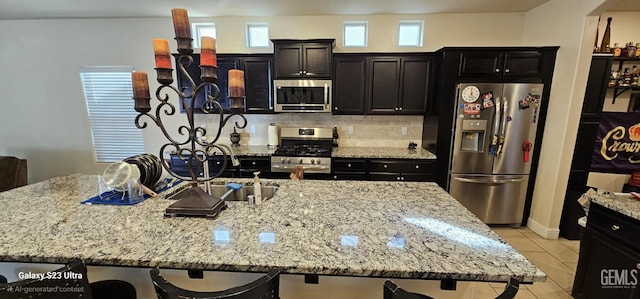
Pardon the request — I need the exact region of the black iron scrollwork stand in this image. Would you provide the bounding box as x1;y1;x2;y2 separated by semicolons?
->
134;38;246;217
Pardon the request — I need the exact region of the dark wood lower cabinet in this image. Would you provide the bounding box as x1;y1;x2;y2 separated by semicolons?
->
572;203;640;299
169;155;269;178
332;158;435;182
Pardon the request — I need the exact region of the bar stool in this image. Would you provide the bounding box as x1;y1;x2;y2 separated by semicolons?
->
0;259;137;299
0;156;28;192
150;268;280;299
383;278;520;299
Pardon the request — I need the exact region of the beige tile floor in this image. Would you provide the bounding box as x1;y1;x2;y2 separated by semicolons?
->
481;227;580;299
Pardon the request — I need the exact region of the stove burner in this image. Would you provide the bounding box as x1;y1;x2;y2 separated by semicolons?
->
274;145;331;157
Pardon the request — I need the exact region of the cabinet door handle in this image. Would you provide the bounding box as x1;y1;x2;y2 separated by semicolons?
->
504;68;510;73
347;163;352;168
384;164;388;168
399;107;403;111
252;161;256;165
299;70;303;74
495;68;500;73
636;263;640;270
415;165;419;169
333;175;337;179
334;107;338;110
303;70;307;75
612;224;620;231
397;177;401;180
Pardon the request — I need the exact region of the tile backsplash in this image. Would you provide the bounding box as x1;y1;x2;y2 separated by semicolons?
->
195;114;425;148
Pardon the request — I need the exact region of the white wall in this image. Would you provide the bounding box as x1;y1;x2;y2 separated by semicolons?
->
0;13;525;184
520;0;612;239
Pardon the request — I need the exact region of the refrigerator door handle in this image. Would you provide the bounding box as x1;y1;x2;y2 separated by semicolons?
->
454;177;526;184
488;97;502;156
496;96;508;155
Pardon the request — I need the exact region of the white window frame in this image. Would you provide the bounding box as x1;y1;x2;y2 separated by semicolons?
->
80;66;145;163
246;22;270;48
192;22;216;48
397;20;424;47
343;21;368;47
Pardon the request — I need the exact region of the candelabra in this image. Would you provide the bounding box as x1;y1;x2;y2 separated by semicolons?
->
131;8;246;217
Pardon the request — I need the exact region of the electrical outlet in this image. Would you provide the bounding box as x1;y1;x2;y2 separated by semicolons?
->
401;127;408;135
250;125;256;133
348;126;354;135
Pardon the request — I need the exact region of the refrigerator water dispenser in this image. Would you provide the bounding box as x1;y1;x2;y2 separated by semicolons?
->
460;120;487;152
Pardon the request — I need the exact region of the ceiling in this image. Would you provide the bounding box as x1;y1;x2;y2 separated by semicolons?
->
0;0;636;20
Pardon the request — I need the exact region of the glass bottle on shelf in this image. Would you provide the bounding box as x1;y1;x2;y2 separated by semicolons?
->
612;43;622;57
628;42;637;58
633;65;639;87
623;68;632;87
609;70;618;87
635;43;640;57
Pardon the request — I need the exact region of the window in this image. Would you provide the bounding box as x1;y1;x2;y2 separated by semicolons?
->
343;21;368;47
192;23;216;48
80;66;145;163
246;23;270;48
398;20;424;47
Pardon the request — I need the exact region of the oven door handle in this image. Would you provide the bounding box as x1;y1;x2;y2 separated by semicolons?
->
272;165;330;171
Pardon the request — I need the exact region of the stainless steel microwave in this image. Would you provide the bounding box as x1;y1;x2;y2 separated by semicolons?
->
273;79;332;112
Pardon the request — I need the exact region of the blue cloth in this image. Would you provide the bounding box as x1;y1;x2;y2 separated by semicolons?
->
81;178;180;206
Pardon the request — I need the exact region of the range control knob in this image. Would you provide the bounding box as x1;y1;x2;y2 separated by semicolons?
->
280;158;285;163
299;158;304;164
311;159;316;164
317;159;322;164
286;158;291;164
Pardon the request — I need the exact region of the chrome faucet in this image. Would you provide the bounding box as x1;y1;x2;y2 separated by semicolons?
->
216;144;240;167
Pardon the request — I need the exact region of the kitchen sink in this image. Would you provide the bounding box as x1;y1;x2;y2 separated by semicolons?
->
167;183;278;202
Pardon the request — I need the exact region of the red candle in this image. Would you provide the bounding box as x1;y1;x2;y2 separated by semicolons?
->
152;39;172;69
171;8;191;38
132;71;150;99
228;70;245;97
200;37;217;67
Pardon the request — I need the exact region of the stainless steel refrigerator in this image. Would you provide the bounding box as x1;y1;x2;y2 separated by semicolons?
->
448;83;543;225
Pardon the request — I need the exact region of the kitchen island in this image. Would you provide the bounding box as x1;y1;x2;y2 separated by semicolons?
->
0;174;543;298
572;191;640;298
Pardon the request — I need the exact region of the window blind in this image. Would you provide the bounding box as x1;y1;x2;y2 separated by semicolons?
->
80;66;145;163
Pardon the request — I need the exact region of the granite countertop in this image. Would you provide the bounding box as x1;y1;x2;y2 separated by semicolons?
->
0;175;543;283
228;145;276;156
582;191;640;221
216;145;436;160
332;147;436;159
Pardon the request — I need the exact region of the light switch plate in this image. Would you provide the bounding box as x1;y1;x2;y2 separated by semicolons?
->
401;127;408;135
348;126;353;135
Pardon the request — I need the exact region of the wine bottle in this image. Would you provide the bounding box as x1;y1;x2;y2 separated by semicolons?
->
332;126;339;147
600;17;612;52
594;16;600;52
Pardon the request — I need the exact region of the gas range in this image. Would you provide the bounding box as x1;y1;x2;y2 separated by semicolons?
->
270;127;333;174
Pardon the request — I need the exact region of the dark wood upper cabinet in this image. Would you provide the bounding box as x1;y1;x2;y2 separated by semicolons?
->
174;54;273;114
366;55;431;115
399;57;430;114
272;39;335;79
333;55;367;114
239;56;274;113
459;50;544;78
368;57;401;113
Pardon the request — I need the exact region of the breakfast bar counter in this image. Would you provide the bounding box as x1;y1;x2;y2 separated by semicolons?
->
0;174;543;284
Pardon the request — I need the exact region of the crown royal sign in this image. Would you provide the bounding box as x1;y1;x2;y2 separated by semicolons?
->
591;112;640;173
